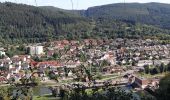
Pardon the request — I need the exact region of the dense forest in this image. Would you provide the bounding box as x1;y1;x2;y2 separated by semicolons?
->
0;2;91;44
82;2;170;29
0;2;170;44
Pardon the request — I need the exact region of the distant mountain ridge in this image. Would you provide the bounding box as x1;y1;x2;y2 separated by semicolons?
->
0;2;170;44
43;2;170;29
79;2;170;29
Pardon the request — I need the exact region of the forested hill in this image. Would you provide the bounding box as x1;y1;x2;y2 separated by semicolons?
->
0;2;91;43
0;2;170;44
82;2;170;29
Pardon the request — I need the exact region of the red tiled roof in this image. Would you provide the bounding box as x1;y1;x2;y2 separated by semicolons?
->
36;61;61;67
47;50;55;56
62;39;69;44
0;76;6;82
31;61;38;66
70;40;78;45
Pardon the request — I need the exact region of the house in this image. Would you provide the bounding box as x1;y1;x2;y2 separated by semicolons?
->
11;57;22;65
12;73;24;81
0;76;7;84
99;52;116;65
84;39;90;45
0;59;12;66
68;70;73;77
61;40;70;45
137;60;153;67
11;55;31;65
134;76;149;89
65;61;80;68
70;46;77;52
47;50;55;57
111;67;123;73
70;40;79;46
21;63;30;70
35;61;60;69
29;46;44;55
0;51;5;56
149;79;160;89
96;39;104;45
121;59;127;64
9;67;19;74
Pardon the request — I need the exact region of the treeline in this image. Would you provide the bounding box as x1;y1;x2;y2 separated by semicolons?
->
144;63;170;75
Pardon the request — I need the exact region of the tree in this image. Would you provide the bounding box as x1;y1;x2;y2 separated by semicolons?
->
30;76;40;85
100;60;110;67
20;77;29;85
0;86;10;100
167;63;170;71
164;65;168;72
17;44;25;51
33;56;42;62
49;72;56;79
64;45;70;53
159;63;165;73
12;87;33;100
79;52;88;62
0;86;15;100
150;68;159;75
53;52;61;60
0;54;5;59
8;77;15;84
144;65;150;74
64;66;69;77
156;73;170;100
64;87;135;100
6;51;14;58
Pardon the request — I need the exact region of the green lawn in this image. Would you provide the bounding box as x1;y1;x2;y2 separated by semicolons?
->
94;73;118;80
60;79;74;83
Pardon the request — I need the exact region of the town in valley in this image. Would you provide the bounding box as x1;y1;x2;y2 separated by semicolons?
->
1;1;170;100
0;38;169;99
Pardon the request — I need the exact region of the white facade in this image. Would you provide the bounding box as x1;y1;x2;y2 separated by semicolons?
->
137;60;153;67
30;46;36;55
30;46;43;55
36;46;43;55
0;51;5;56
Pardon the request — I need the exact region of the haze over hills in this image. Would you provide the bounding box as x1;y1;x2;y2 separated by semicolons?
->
0;2;170;44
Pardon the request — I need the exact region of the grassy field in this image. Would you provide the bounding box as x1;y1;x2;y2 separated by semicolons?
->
33;94;60;100
136;72;167;78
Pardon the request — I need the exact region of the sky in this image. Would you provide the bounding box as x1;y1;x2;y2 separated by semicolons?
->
0;0;170;10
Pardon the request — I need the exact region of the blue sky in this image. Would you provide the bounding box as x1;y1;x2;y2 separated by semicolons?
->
0;0;170;9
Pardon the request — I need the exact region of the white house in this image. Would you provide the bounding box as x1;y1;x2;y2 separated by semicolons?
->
137;60;153;67
29;46;44;55
0;51;5;56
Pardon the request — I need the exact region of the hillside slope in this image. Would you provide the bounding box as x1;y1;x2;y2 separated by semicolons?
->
0;2;91;43
0;2;170;44
82;2;170;29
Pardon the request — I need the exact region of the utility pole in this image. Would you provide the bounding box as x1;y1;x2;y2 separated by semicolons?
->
76;0;79;10
124;0;126;13
34;0;37;6
70;0;74;10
